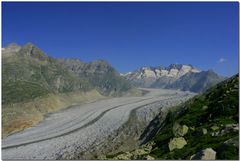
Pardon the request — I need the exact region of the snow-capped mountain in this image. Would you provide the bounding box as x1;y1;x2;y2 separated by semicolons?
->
123;64;225;92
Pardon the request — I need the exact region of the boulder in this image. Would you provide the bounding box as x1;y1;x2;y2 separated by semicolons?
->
202;105;208;110
224;124;239;132
190;148;216;160
144;155;155;160
211;131;219;137
211;125;219;131
202;128;207;135
168;137;187;151
173;123;189;137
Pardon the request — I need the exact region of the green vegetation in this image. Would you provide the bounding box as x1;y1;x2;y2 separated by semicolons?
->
149;74;239;159
216;143;239;160
2;45;94;104
2;80;49;104
2;43;134;137
84;72;132;96
2;43;134;104
106;151;125;159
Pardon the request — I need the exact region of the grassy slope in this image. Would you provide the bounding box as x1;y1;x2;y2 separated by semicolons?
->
2;44;135;137
2;54;93;104
2;90;104;137
58;59;134;96
2;46;100;137
150;74;239;159
83;72;132;96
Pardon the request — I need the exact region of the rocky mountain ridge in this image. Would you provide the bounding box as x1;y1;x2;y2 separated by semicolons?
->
123;64;224;92
2;42;136;137
123;64;200;79
57;58;132;96
2;43;134;101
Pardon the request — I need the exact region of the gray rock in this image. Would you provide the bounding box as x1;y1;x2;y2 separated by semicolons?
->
144;155;155;160
168;137;187;151
202;128;207;135
211;125;219;131
224;124;239;132
211;131;220;137
190;148;216;160
173;123;189;137
219;124;239;136
202;106;208;110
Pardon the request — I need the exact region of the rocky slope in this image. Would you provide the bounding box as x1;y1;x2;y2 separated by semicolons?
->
110;74;239;160
2;43;92;104
2;42;136;137
2;43;135;104
57;58;133;96
123;64;225;92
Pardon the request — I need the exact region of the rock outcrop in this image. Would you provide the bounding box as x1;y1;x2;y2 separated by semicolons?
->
173;123;189;137
168;137;187;151
202;128;207;135
190;148;216;160
144;155;155;160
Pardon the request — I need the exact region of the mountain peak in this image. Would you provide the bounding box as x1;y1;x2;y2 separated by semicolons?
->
167;64;194;70
123;63;222;92
19;43;49;61
6;43;21;48
2;43;21;53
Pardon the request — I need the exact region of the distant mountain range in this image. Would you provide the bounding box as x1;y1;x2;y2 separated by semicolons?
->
122;64;225;92
2;42;226;106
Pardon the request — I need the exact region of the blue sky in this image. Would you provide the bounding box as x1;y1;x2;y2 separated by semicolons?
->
2;2;239;76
